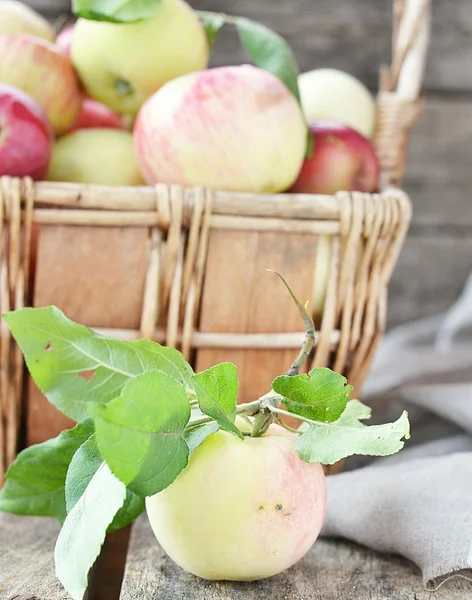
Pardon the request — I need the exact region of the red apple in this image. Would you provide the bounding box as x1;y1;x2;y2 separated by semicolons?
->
56;24;75;57
290;120;380;194
0;34;83;135
0;84;53;180
70;98;125;132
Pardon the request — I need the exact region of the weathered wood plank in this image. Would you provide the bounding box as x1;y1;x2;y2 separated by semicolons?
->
388;235;472;327
191;0;472;94
0;513;70;599
26;0;472;93
27;225;149;446
120;514;468;600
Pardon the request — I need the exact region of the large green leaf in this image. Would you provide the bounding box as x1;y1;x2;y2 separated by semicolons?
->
55;463;126;600
72;0;162;22
235;17;301;101
195;363;243;439
89;371;191;496
4;306;195;422
295;401;410;465
273;367;353;423
0;420;94;521
65;435;144;532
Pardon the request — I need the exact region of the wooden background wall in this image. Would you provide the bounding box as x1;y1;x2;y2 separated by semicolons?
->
27;0;472;328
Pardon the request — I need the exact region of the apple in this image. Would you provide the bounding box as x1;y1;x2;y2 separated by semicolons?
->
71;0;209;115
56;24;75;57
298;69;376;139
290;121;380;195
0;35;83;135
0;84;53;180
134;64;307;193
0;0;55;41
146;424;326;581
46;129;145;186
70;98;125;132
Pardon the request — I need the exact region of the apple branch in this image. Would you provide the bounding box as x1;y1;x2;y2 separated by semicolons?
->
267;270;316;377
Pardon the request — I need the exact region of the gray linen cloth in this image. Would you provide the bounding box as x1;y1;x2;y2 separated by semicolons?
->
320;273;472;584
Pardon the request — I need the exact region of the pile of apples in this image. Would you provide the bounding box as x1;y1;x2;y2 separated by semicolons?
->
0;0;380;196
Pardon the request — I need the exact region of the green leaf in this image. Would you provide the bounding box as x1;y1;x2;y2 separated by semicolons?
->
273;367;353;423
0;420;94;521
4;306;195;422
55;463;126;600
89;371;191;496
184;422;219;454
65;435;144;532
235;17;301;102
295;402;410;465
195;363;243;440
72;0;162;22
198;11;225;51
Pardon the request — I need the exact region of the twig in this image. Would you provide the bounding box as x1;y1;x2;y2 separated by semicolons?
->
267;270;316;377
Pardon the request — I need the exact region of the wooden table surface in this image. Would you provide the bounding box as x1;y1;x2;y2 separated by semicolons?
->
2;512;468;600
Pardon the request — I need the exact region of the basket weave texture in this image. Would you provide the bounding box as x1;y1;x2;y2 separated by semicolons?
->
0;0;428;482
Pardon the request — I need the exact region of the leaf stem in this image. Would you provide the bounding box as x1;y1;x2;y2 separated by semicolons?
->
275;414;301;434
189;400;199;408
267;405;314;428
198;10;239;25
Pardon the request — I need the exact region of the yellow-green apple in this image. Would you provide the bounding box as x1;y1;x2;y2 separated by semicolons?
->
70;98;125;132
0;35;83;135
56;24;75;57
134;65;307;193
0;84;53;179
46;129;145;186
290;121;380;195
299;69;376;139
146;424;326;580
71;0;209;115
0;0;55;41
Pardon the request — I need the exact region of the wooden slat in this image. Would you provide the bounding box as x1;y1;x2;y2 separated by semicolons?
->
0;513;70;599
195;230;317;403
119;514;468;600
192;0;470;93
27;225;149;446
29;0;472;93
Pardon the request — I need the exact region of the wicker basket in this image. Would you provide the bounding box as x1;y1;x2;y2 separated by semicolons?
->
0;0;430;482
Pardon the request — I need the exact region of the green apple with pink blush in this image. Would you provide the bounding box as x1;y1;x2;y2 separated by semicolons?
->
134;64;307;193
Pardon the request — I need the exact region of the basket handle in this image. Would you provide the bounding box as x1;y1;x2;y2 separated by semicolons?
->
374;0;432;188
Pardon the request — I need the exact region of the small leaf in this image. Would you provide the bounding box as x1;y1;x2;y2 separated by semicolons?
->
184;422;219;454
0;420;94;522
65;435;144;532
55;463;126;600
273;367;353;423
89;371;191;496
4;306;195;422
195;363;243;440
198;11;225;50
72;0;162;22
235;17;301;101
295;404;410;465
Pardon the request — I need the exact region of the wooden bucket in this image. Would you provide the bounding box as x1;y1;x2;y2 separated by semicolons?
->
0;0;429;481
